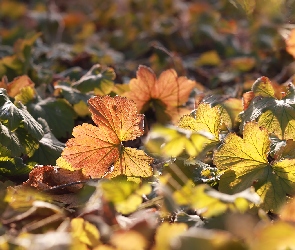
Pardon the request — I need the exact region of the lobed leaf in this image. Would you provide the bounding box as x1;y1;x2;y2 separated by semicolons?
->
125;65;197;123
214;122;295;212
241;77;295;140
58;95;153;178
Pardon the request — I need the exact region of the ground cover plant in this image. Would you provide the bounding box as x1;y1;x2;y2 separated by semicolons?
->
2;0;295;249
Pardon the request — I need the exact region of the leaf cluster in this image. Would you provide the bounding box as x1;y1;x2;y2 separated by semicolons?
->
2;1;295;249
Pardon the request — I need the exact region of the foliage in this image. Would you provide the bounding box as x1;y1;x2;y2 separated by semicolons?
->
1;0;295;249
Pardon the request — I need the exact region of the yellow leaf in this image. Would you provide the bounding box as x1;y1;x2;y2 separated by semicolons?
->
154;222;187;250
196;50;221;66
214;122;295;212
71;218;100;248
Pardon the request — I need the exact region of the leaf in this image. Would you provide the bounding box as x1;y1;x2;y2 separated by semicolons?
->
0;156;32;176
71;218;100;248
72;64;115;95
240;77;295;140
214;122;295;212
0;89;43;140
101;179;151;214
57;95;153;178
145;125;213;158
26;97;76;139
125;65;197;123
170;227;246;250
23;165;88;192
173;181;260;217
0;89;43;158
178;103;223;140
196;50;221;66
154;222;188;250
30;119;65;165
4;75;35;98
250;221;295;250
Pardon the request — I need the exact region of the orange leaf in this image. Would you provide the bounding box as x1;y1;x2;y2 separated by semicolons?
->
5;75;35;98
125;65;197;122
57;96;153;178
88;95;144;141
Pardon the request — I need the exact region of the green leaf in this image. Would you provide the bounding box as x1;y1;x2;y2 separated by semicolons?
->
173;181;260;217
0;156;32;176
241;77;295;140
214;122;295;212
101;179;152;214
0;89;43;140
145;125;213;158
0;89;42;157
54;80;91;105
26;97;76;139
30;119;64;165
72;64;115;95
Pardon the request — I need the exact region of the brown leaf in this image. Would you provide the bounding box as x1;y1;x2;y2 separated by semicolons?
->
23;165;89;193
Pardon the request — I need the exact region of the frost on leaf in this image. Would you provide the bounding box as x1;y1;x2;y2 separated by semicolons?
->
214;122;295;212
125;65;197;123
241;76;295;140
57;95;153;178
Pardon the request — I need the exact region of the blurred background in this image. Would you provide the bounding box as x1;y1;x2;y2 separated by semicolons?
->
1;0;295;91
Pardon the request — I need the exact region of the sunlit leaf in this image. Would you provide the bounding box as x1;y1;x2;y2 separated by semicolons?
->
145;125;213;158
110;230;148;250
4;75;35;98
72;64;115;95
0;89;43;140
174;181;260;217
57;95;153;178
170;227;246;250
154;222;187;250
250;221;295;250
101;179;151;214
214;122;295;212
125;65;197;123
71;218;100;248
178;103;222;140
240;77;295;140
